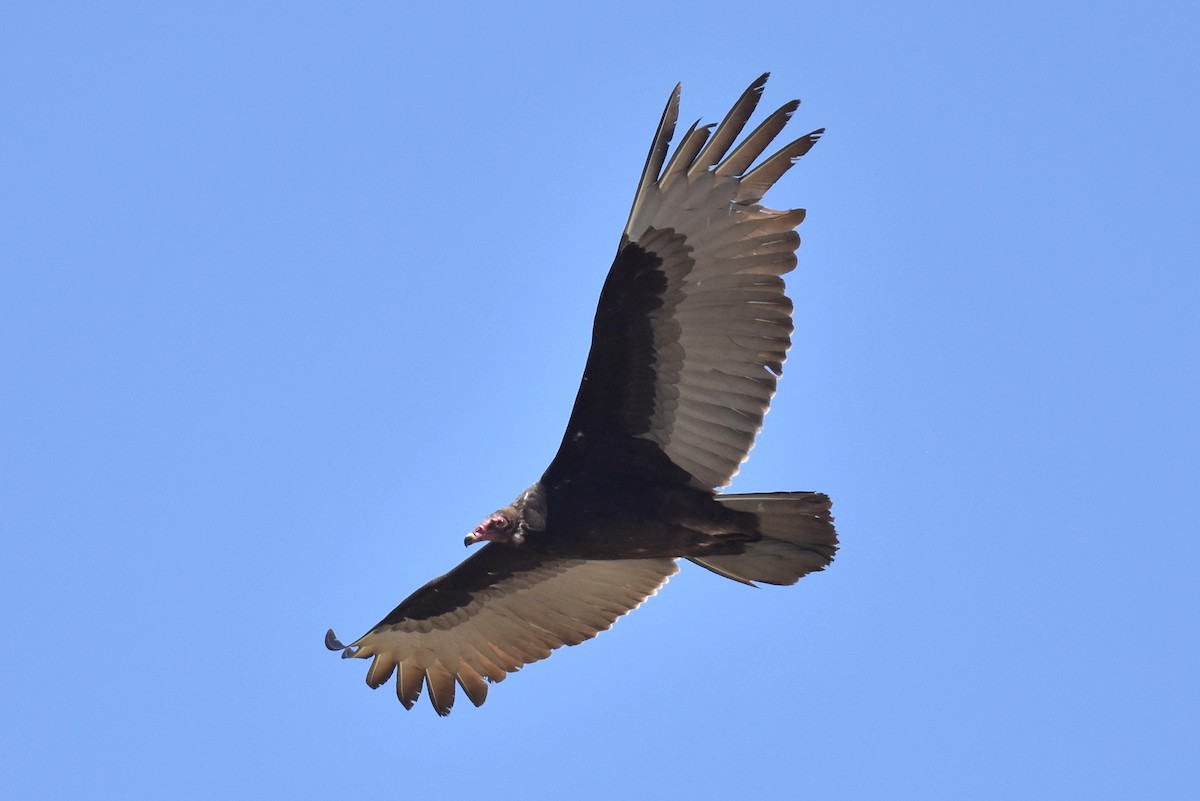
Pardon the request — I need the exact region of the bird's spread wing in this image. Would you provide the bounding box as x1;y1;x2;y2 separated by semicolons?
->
328;545;677;715
548;74;823;490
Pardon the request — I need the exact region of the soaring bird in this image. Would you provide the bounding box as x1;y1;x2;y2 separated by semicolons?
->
327;74;835;715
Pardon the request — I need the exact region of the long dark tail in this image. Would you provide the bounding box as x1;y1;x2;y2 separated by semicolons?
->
690;492;837;586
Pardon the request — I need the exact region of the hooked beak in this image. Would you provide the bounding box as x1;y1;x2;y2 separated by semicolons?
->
464;531;482;547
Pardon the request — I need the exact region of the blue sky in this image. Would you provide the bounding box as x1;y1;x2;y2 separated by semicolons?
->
3;2;1197;799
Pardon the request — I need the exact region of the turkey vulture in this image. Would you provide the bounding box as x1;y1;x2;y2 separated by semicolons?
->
326;73;836;715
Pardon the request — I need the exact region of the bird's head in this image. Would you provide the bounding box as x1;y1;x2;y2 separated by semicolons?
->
464;483;547;547
464;511;523;547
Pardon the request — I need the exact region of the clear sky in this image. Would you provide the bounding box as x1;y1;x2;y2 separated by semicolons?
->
3;2;1197;799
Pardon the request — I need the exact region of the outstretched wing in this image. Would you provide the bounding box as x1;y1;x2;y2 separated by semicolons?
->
547;74;823;490
328;545;677;715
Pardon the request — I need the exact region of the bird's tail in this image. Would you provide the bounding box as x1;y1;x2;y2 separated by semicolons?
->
690;492;837;586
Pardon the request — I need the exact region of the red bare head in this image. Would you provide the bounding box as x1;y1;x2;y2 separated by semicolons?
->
464;510;524;547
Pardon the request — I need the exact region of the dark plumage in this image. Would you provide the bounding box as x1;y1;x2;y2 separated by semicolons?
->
327;74;835;715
